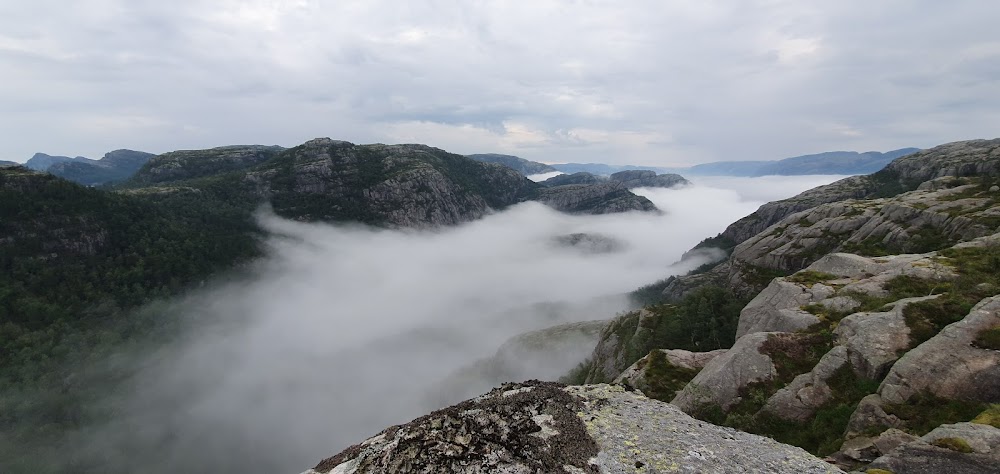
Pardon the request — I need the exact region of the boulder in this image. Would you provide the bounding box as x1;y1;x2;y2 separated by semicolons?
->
672;332;777;412
834;296;937;379
879;296;1000;405
922;422;1000;454
761;345;849;421
736;280;832;338
613;349;726;399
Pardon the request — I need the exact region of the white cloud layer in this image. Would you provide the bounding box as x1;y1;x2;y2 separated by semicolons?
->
1;1;998;164
70;175;844;473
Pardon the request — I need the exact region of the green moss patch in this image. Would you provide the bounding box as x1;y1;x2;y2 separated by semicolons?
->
932;437;974;453
972;404;1000;428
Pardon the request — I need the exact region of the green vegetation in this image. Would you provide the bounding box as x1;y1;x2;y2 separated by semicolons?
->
638;350;700;401
883;392;987;435
842;236;891;257
695;362;880;457
902;297;973;347
560;358;593;385
741;264;791;290
973;326;1000;350
0;168;264;470
931;437;974;453
786;271;837;285
693;234;737;253
971;404;1000;428
569;285;748;384
867;168;923;198
867;469;896;474
629;277;674;307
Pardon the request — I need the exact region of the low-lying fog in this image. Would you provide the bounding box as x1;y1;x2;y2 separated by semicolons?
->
76;175;847;473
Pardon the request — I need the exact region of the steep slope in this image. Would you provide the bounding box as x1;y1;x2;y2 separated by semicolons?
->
466;153;557;175
565;137;1000;472
0;166;262;469
657;138;1000;301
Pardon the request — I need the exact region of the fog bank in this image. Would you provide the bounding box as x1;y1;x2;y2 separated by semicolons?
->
77;175;846;473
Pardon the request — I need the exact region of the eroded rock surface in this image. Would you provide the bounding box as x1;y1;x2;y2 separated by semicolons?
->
305;382;843;474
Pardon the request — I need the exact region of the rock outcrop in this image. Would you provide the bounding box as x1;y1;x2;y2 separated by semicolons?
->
671;332;778;412
539;170;690;190
305;382;843;474
540;172;606;187
613;348;726;400
466;153;557;175
609;169;690;189
535;182;658;215
863;422;1000;474
878;295;1000;405
128;145;283;185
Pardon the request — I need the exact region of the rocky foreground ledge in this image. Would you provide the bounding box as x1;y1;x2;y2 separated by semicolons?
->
304;381;841;474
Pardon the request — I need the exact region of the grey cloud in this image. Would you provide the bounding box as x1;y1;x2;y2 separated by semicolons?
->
1;1;998;163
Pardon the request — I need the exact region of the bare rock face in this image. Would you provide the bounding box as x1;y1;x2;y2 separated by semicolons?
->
671;332;778;412
834;296;936;380
736;279;832;338
879;296;1000;405
304;382;843;474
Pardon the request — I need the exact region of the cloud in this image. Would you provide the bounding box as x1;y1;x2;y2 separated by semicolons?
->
66;175;844;473
1;1;997;164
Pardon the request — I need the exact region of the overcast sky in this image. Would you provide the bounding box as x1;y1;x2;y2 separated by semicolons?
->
2;1;998;165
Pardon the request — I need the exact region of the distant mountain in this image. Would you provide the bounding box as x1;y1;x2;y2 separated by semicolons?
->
682;148;921;177
550;163;673;175
128;145;285;185
749;148;920;176
685;161;773;176
26;149;156;185
24;153;90;171
0;160;17;167
540;170;689;189
466;153;557;175
550;148;921;178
